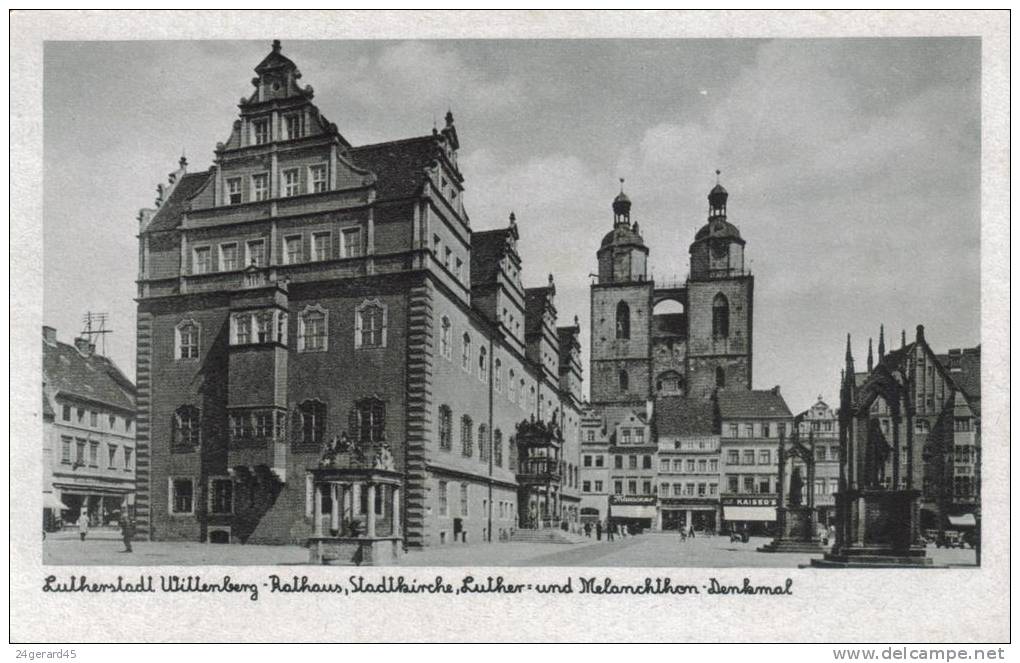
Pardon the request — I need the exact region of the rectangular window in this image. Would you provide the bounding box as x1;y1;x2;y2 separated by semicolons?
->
88;441;99;467
743;450;755;465
697;483;706;496
614;455;623;469
628;455;637;470
438;481;448;516
659;458;670;471
455;258;463;281
283;169;300;197
759;450;771;466
686;459;695;472
829;479;838;494
234;314;252;345
728;424;738;438
284;235;302;265
313;232;331;261
728;476;739;493
594;480;603;492
586;430;595;442
584;455;592;468
627;480;637;495
227;177;242;205
622;429;632;445
777;423;786;438
74;438;84;462
744;423;754;438
252;119;269;145
342;228;362;258
219;243;239;271
673;483;682;496
77;408;85;422
210;478;234;514
697;459;707;472
125;419;133;433
90;411;98;427
709;459;719;472
673;459;683;472
642;480;652;495
107;444;117;469
60;436;72;464
170;478;194;514
252;173;269;202
62;404;71;421
684;483;694;496
595;455;604;468
193;247;211;274
309;165;327;193
642;455;652;469
284;113;304;140
246;239;266;267
460;483;469;517
743;477;755;493
124;447;133;470
815;446;827;461
762;423;770;438
709;483;718;495
583;481;591;493
635;429;645;445
614;481;623;495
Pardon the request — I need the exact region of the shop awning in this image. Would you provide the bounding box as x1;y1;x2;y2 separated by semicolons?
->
611;505;657;519
723;506;776;522
43;493;71;511
948;514;976;527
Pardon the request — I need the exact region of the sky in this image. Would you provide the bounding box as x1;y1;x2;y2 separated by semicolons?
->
43;38;980;412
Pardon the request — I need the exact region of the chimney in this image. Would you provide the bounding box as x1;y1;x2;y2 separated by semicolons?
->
74;337;95;357
645;399;654;422
42;326;57;345
916;324;925;344
771;385;781;395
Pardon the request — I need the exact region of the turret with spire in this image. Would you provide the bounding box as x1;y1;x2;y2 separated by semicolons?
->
597;178;647;284
867;338;874;372
878;324;886;360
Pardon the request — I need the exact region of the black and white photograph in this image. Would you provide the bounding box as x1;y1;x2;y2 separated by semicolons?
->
11;10;1009;647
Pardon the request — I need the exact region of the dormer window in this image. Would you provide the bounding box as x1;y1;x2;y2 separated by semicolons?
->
309;165;327;193
252;119;270;145
227;177;242;205
284;113;304;140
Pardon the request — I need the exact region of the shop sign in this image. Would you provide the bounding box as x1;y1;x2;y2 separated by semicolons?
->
721;496;777;507
659;498;717;507
609;495;656;506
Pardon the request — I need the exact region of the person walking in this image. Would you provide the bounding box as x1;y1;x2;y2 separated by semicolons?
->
119;513;135;553
595;521;602;541
688;525;696;539
76;510;89;542
607;521;615;542
584;522;592;538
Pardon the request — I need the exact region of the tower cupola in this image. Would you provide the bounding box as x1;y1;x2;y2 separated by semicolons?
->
597;180;648;284
689;171;746;279
708;170;728;218
613;179;632;226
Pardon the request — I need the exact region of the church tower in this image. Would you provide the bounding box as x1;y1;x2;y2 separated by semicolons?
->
685;174;754;397
590;182;654;414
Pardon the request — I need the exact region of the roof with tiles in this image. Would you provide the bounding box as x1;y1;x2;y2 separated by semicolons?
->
717;388;792;420
656;396;718;436
42;339;136;412
524;287;554;336
348;135;439;202
144;171;213;233
470;228;512;286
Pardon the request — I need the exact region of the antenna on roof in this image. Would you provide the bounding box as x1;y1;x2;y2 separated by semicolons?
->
80;311;113;357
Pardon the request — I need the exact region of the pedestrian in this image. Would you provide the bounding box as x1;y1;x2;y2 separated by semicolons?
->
595;521;602;541
584;522;592;538
688;525;696;539
607;521;615;542
76;510;89;542
119;513;135;553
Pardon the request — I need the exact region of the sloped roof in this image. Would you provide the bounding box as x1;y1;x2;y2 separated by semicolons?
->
349;136;438;202
524;287;553;336
656;396;717;436
43;340;136;412
145;171;213;233
42;390;55;419
936;347;981;401
717;389;792;419
471;228;512;286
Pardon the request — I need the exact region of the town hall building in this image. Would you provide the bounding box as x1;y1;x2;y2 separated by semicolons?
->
134;41;584;548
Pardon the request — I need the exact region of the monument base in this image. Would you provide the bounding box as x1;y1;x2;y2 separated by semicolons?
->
758;505;825;554
809;545;937;568
758;539;826;554
308;536;404;566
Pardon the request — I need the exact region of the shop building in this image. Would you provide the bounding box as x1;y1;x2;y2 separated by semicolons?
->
42;326;137;528
579;408;611;526
796;395;840;527
655;396;720;531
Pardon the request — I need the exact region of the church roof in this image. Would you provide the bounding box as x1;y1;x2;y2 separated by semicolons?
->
470;228;513;286
656;396;718;436
43;338;136;412
145;171;213;233
349;135;440;202
694;217;743;242
600;224;646;249
717;389;792;420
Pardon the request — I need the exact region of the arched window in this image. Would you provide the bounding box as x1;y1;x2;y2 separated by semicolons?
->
478;346;488;382
461;415;473;457
712;293;730;339
350;397;385;443
616;301;630;340
508;436;518;471
172;405;200;449
478;424;489;463
175;319;200;359
440;316;451;359
715;366;726;388
355;299;387;348
298;399;326;445
494;429;503;467
519;380;526;406
508;369;516;401
494;358;502;392
461;333;471;371
619;370;629;392
298;305;328;352
438;405;452;451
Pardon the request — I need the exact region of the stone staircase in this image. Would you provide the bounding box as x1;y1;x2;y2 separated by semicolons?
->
510;528;589;545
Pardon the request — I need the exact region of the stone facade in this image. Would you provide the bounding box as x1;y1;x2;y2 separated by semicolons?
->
135;42;583;547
